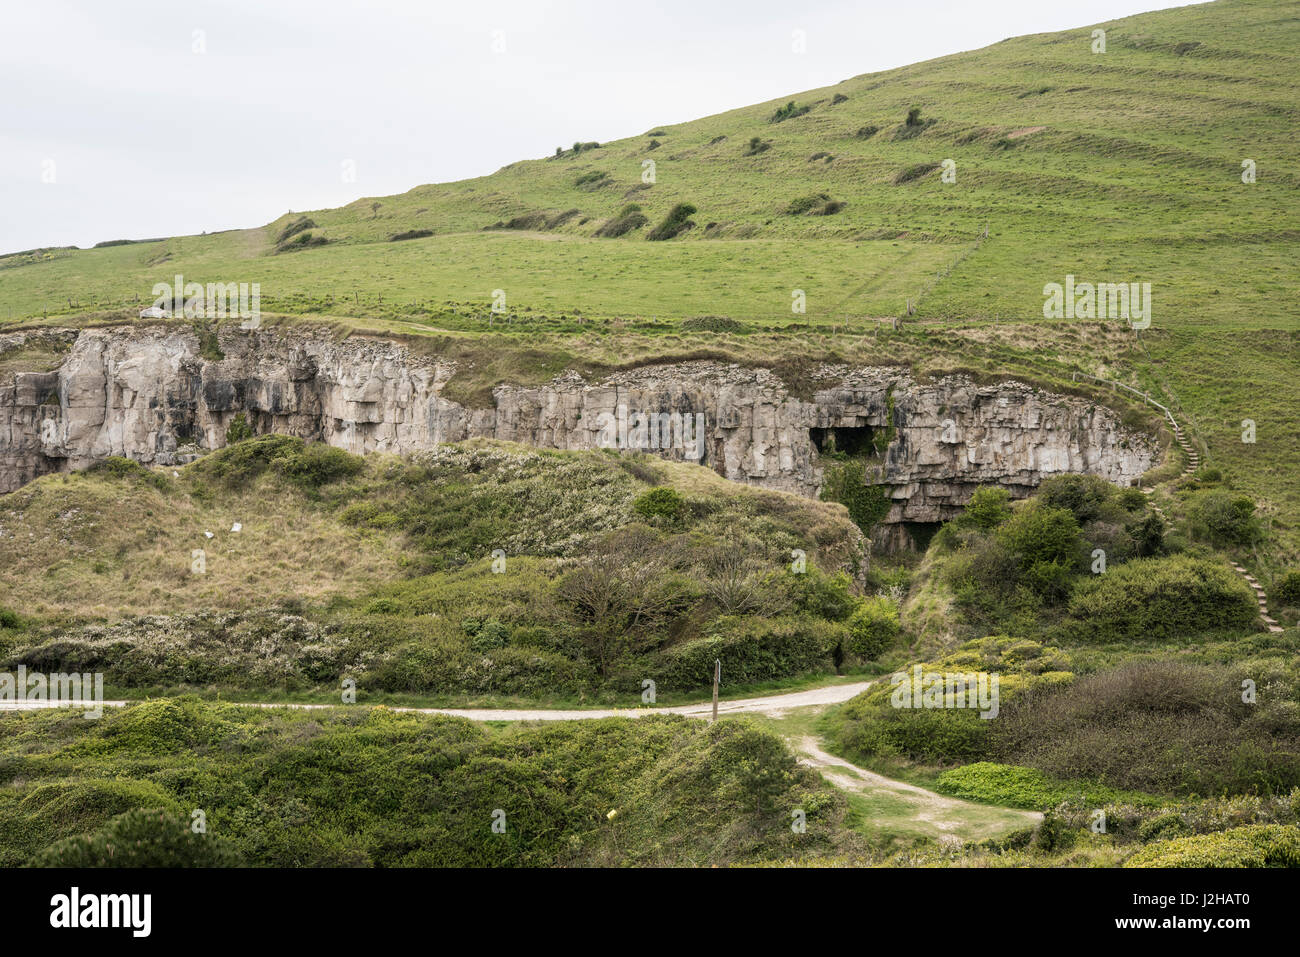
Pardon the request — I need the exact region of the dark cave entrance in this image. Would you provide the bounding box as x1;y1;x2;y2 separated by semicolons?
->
903;522;943;552
810;425;878;458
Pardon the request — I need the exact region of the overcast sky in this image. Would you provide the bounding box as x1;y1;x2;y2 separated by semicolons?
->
0;0;1203;254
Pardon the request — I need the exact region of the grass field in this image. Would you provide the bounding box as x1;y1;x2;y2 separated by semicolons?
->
3;0;1296;329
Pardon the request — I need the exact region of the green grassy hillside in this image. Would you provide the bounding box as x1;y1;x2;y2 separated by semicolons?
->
2;0;1295;329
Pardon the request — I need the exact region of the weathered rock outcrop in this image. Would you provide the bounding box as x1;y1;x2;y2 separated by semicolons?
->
0;326;1157;541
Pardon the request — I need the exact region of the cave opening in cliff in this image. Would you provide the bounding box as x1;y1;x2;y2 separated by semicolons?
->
904;522;943;551
810;425;878;458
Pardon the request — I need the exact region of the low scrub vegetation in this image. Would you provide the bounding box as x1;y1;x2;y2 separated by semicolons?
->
769;100;811;123
595;203;649;238
646;203;698;241
2;442;868;700
0;701;855;867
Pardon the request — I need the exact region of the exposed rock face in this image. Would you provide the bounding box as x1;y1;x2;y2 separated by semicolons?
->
0;326;1157;541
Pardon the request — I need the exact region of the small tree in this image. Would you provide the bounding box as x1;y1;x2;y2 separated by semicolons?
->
225;412;254;445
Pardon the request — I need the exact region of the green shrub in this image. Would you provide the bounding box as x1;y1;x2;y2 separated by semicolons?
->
991;659;1300;797
846;597;899;660
274;216;316;245
1066;554;1258;641
463;617;510;652
196;434;362;490
791;569;858;622
835;698;992;764
1275;570;1300;606
820;462;890;533
1036;474;1115;524
595;204;650;238
646;203;698;241
632;486;687;527
389;229;434;242
224;412;254;444
784;193;846;216
770;100;810;123
935;761;1149;810
893;108;935;140
275;230;329;253
275;441;364;488
84;456;169;491
744;137;771;156
996;501;1085;598
1186;489;1264;546
959;486;1012;530
680;315;746;333
649;616;843;691
1124;824;1300;868
35;808;242;867
0;606;25;630
893;162;941;184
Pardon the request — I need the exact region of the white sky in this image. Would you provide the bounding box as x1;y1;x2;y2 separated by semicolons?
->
0;0;1205;253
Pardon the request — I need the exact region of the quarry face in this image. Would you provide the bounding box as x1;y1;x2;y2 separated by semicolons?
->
0;326;1157;543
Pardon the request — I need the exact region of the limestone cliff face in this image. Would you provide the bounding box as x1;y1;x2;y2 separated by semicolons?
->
0;326;1157;538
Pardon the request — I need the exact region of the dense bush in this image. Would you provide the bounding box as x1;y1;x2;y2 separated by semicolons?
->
893;162;942;184
646;203;698;241
195;434;362;490
35;809;242;867
770;100;810;122
993;659;1300;796
1124;824;1300;868
958;486;1012;530
1275;570;1300;606
1036;474;1115;524
632;486;687;527
823;636;1070;767
595;203;649;238
820;462;891;534
648;616;844;691
934;762;1154;810
846;597;899;660
1186;488;1263;546
224;412;254;444
784;193;846;216
274;216;316;244
1065;554;1258;641
1;704;854;868
84;456;169;490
